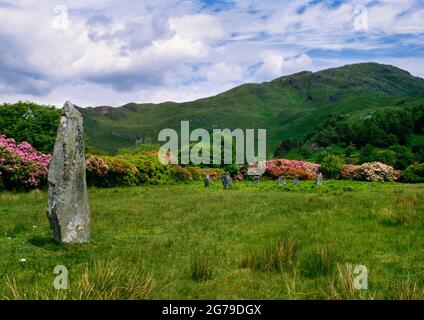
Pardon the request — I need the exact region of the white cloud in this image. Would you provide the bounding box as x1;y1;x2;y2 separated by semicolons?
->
202;62;246;84
255;53;312;80
255;53;285;80
0;0;422;107
169;14;224;42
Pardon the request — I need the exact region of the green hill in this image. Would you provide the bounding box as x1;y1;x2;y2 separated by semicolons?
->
78;62;424;155
1;62;423;160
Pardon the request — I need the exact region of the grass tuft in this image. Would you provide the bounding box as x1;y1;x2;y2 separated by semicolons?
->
241;236;298;272
371;207;414;225
191;251;214;282
392;279;424;300
3;260;155;300
302;244;338;277
324;264;380;300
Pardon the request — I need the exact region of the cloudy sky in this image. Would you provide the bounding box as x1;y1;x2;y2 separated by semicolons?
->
0;0;423;107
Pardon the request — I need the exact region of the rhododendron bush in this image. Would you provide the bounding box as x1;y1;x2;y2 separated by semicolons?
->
86;151;223;187
341;162;398;182
339;164;361;180
0;135;51;190
0;134;405;191
264;159;320;180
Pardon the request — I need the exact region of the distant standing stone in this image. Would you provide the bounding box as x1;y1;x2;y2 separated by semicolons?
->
278;176;287;186
221;173;227;189
222;172;231;189
253;176;260;185
293;175;300;185
47;101;90;244
204;175;210;187
227;173;233;189
316;172;323;186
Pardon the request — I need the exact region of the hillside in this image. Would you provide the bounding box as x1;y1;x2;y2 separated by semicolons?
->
79;63;424;155
1;63;423;158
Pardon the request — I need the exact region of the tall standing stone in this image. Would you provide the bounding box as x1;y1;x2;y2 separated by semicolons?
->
47;101;90;243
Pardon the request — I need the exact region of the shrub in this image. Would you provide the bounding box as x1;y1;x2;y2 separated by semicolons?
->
265;159;320;180
401;163;424;183
372;150;397;167
187;166;205;181
352;162;398;182
86;155;109;186
0;101;60;154
340;164;361;180
320;155;344;178
223;164;240;176
202;168;224;181
85;151;223;187
173;166;193;183
359;144;375;163
412;143;424;162
388;145;415;170
0;135;51;190
86;151;178;187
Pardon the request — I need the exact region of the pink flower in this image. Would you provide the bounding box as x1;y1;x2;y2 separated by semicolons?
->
342;162;397;182
264;158;320;180
0;135;51;189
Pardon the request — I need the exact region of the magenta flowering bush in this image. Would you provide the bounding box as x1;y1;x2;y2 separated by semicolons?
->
265;159;320;180
0;135;51;190
0;133;404;191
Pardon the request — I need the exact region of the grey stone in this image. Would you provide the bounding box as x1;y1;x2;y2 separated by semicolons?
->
47;101;90;244
204;175;210;187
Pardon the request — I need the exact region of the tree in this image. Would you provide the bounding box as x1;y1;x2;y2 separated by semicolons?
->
359;144;375;163
412;143;424;162
0;101;60;153
319;155;344;179
372;150;397;167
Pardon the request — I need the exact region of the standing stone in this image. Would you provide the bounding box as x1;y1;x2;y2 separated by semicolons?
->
204;174;210;188
316;172;323;186
221;172;228;189
278;176;287;186
253;176;260;186
227;173;233;189
47;101;90;243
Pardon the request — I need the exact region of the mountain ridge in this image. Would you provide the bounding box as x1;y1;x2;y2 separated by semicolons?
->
85;62;424;110
78;62;424;155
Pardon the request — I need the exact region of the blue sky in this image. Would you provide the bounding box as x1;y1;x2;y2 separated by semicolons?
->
0;0;423;107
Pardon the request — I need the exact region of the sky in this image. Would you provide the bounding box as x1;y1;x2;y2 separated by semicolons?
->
0;0;423;107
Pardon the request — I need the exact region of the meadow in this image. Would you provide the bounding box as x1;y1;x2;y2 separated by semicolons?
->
0;180;423;300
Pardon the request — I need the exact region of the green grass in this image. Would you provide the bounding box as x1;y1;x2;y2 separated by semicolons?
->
0;180;423;300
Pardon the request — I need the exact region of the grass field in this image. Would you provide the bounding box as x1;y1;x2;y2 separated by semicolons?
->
0;181;423;300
